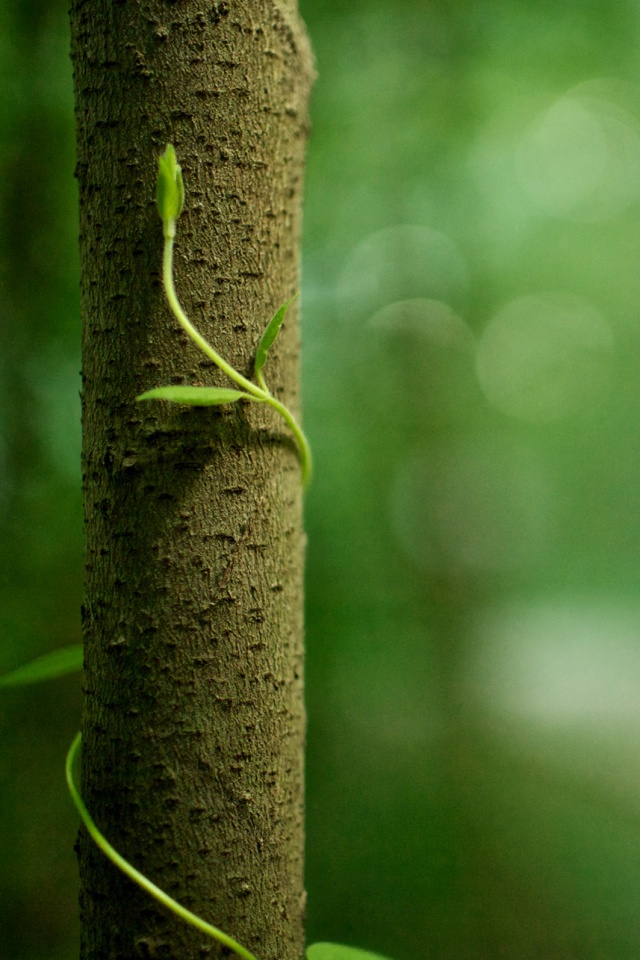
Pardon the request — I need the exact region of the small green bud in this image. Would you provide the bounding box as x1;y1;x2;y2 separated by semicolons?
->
156;143;185;225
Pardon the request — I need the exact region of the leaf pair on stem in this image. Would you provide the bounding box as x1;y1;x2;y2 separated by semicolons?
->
139;144;312;487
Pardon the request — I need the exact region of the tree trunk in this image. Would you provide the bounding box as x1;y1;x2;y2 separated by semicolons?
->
69;3;314;959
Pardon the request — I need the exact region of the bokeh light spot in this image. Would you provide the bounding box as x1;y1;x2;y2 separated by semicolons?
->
337;224;468;317
369;297;472;347
476;292;613;422
516;79;640;221
469;599;640;730
368;299;476;418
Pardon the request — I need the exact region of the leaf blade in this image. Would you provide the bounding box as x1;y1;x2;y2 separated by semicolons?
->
0;644;83;688
137;386;250;406
307;944;395;960
254;295;298;376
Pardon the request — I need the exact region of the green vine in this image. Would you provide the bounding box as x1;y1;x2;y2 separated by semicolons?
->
65;732;258;960
138;144;312;487
0;144;394;960
2;657;395;960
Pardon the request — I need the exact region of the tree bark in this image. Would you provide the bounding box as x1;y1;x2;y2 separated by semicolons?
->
69;3;314;959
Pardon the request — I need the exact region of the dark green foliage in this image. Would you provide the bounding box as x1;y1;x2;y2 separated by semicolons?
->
0;646;82;688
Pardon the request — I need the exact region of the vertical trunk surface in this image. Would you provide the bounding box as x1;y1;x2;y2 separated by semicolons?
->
69;3;313;959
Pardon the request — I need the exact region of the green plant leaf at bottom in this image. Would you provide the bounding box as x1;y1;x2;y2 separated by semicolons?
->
307;943;395;960
0;644;83;687
137;386;250;406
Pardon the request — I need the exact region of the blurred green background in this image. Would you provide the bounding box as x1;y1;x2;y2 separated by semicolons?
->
4;0;640;957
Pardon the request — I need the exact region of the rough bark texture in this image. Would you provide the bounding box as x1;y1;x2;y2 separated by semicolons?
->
69;3;314;959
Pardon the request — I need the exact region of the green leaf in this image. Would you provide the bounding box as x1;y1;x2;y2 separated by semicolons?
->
307;945;395;960
254;295;298;376
137;386;250;406
156;143;185;224
0;644;83;688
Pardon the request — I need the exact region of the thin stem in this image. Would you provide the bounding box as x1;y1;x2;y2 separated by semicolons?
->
163;233;266;401
65;732;259;960
256;368;269;394
267;395;313;487
161;225;312;486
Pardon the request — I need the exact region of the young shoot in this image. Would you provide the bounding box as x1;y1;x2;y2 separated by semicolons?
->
138;144;312;487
